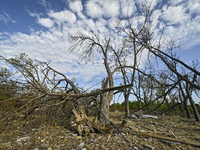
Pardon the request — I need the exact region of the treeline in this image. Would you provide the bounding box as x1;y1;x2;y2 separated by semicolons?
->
110;101;200;115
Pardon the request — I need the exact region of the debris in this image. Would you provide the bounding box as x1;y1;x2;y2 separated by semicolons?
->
134;110;143;119
115;110;119;113
133;146;139;150
131;114;138;119
129;130;200;148
41;143;49;147
159;139;172;146
167;129;177;138
76;136;82;139
142;115;158;119
72;134;78;137
21;143;32;150
131;111;158;119
144;144;154;150
77;142;84;149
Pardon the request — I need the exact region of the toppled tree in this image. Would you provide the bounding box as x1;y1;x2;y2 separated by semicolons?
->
0;53;133;143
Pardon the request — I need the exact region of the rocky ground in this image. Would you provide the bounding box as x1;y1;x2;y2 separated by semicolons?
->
0;111;200;150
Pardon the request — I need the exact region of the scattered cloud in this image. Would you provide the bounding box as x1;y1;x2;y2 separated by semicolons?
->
0;11;16;23
120;0;136;17
103;0;120;18
161;5;188;24
48;10;77;26
37;0;47;7
69;0;85;19
0;0;200;87
37;18;54;28
169;0;186;6
188;1;200;14
85;1;103;18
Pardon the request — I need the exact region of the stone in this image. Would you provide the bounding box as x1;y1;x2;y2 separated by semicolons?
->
81;148;87;150
71;124;77;127
16;136;31;142
142;115;158;119
41;143;49;147
115;110;119;113
143;138;147;141
144;144;154;150
120;133;127;136
160;139;172;146
77;143;84;149
83;126;90;135
134;110;143;119
131;114;138;119
72;134;78;137
90;133;95;138
76;136;82;139
133;146;139;150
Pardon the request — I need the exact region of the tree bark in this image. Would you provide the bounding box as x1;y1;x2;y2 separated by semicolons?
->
186;83;200;121
179;84;192;119
98;79;110;123
125;94;130;117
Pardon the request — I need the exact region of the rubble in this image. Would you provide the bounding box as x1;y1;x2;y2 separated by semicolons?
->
131;110;158;119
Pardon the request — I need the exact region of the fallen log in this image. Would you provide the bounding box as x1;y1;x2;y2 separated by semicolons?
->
129;130;200;148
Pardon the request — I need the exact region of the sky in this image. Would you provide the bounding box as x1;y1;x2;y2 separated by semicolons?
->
0;0;200;103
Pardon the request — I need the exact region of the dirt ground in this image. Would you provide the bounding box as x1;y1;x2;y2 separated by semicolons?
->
0;111;200;150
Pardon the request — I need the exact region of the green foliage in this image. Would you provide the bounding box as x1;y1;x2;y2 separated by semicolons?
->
195;104;200;113
0;67;14;101
110;100;200;114
7;53;41;78
110;103;122;111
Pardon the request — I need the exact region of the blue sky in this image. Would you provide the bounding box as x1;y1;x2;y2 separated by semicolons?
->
0;0;200;103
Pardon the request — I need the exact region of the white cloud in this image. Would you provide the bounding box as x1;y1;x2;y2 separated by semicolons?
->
108;18;117;30
152;9;162;23
85;1;103;18
38;18;54;28
1;0;200;88
136;0;161;9
69;0;85;19
95;18;109;34
48;10;77;25
120;0;136;16
84;19;95;29
188;1;200;14
0;12;16;23
37;0;47;7
161;6;188;24
103;1;119;18
169;0;185;6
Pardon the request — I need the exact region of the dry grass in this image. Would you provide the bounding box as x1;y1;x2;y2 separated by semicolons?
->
0;111;200;149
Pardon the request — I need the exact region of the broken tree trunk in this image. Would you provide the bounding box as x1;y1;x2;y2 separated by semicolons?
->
72;101;94;136
186;83;200;122
98;78;111;123
129;130;200;148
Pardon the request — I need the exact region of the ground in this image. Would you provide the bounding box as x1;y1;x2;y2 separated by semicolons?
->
0;111;200;150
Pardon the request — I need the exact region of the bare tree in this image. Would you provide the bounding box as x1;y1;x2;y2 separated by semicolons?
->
113;2;162;117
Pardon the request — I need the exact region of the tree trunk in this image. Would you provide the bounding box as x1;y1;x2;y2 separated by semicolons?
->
97;38;114;123
186;83;200;121
179;84;192;119
98;91;109;123
144;92;150;113
178;89;186;117
98;78;110;123
124;93;130;117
